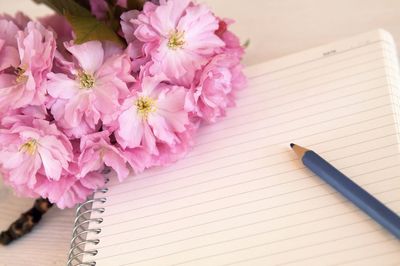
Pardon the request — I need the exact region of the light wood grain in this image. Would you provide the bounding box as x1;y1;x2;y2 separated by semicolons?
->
0;0;399;265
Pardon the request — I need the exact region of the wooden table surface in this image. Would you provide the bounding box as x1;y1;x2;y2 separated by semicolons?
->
0;0;399;265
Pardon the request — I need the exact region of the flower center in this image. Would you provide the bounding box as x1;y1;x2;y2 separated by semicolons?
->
78;71;95;89
19;139;38;155
136;96;156;119
167;30;185;50
15;67;28;84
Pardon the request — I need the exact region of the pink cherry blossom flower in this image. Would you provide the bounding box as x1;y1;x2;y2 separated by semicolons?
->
0;12;30;29
186;53;246;123
78;131;129;181
151;121;198;166
0;119;73;191
0;0;246;208
0;19;19;72
34;139;106;208
39;14;73;50
113;75;189;155
0;21;56;112
120;2;160;74
1;171;39;199
89;0;109;20
132;0;224;82
215;18;245;59
121;146;152;174
34;167;105;209
1;106;48;129
121;10;151;73
46;41;134;138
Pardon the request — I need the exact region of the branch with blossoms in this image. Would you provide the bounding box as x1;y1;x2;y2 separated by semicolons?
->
0;0;247;244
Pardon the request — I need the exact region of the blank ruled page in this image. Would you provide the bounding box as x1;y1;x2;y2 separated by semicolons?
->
83;30;400;265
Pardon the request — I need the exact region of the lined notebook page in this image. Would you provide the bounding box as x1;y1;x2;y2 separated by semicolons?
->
83;30;400;265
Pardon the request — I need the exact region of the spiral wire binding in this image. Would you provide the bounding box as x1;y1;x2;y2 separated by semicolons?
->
67;176;110;266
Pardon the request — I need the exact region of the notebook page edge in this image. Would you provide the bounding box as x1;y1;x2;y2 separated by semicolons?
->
245;29;395;76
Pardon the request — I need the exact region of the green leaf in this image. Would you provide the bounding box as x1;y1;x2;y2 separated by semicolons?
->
33;0;92;16
243;39;251;49
33;0;124;46
65;12;124;45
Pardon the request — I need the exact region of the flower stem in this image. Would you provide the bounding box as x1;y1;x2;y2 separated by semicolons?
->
0;198;53;245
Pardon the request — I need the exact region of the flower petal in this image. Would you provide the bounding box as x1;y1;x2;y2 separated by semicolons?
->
116;105;144;149
64;93;89;127
79;149;103;177
142;122;157;154
0;46;19;71
149;0;191;35
102;148;129;181
38;146;62;181
148;114;176;145
92;82;119;115
157;87;188;132
67;41;104;74
46;73;79;99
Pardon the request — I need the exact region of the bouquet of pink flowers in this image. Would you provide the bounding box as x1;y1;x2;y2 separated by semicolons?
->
0;0;246;209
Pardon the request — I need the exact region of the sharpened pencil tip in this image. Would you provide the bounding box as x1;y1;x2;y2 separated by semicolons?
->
290;144;309;158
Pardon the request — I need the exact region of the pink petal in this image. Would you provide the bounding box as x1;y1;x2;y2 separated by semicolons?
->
178;5;224;51
79;171;106;190
142;122;157;154
0;151;24;169
46;73;79;99
38;146;63;181
150;0;191;35
67;41;104;73
89;0;109;19
0;46;19;71
34;174;75;205
122;147;150;173
157;87;188;132
116;105;144;148
0;83;24;112
148;114;176;145
102;148;129;181
0;19;19;46
39;135;72;167
121;10;140;43
154;45;205;80
79;150;103;177
0;73;15;88
64;93;89;127
92;82;119;115
141;75;164;96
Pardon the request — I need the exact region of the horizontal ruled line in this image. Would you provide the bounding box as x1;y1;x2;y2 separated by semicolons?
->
100;153;399;227
103;132;396;204
201;78;395;138
117;108;396;188
98;192;399;248
227;238;395;266
195;98;396;149
115;223;385;265
247;56;391;95
334;249;400;266
248;40;388;80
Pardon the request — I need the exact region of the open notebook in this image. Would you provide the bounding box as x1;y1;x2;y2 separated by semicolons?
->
68;29;400;266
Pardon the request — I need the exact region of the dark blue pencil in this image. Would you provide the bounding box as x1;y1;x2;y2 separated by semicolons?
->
290;143;400;239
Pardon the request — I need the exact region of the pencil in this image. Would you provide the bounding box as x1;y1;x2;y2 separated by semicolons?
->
290;143;400;239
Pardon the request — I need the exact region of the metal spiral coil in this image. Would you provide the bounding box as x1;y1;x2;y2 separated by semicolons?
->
67;181;109;266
